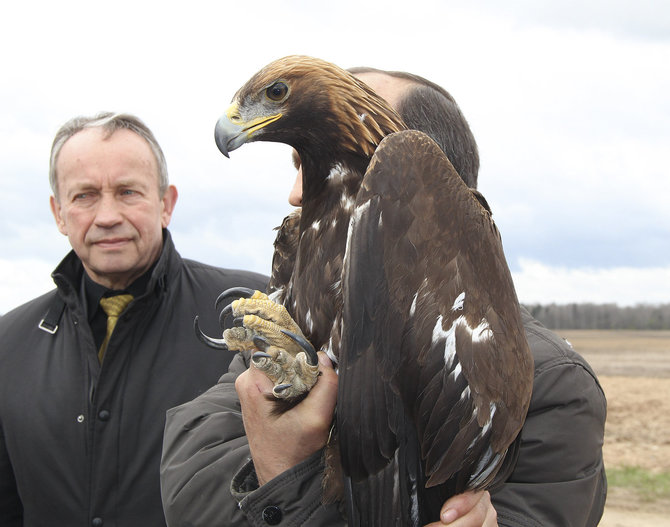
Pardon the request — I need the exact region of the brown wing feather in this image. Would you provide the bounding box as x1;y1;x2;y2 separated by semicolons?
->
267;209;301;302
338;130;533;524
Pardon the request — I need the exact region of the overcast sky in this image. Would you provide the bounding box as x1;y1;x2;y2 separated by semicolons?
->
1;0;669;314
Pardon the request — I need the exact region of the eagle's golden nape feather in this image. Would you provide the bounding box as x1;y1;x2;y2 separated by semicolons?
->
205;55;533;526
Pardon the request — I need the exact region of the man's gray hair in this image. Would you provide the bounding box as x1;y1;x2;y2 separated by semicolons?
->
49;112;169;199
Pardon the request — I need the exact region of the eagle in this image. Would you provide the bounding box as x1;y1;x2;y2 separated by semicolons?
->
196;55;534;525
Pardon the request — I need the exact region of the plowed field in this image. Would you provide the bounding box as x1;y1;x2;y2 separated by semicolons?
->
559;330;670;526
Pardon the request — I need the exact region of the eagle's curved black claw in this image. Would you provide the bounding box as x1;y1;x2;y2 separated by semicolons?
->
274;383;293;393
280;329;318;366
215;287;256;311
252;351;272;362
218;304;233;329
253;336;270;351
194;316;228;350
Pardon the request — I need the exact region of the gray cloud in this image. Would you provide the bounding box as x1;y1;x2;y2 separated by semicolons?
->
468;0;670;41
1;0;669;312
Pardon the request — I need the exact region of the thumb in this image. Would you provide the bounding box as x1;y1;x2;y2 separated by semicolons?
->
301;352;338;414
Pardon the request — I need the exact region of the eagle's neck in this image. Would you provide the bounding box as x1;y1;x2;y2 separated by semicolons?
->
300;152;367;220
287;155;366;352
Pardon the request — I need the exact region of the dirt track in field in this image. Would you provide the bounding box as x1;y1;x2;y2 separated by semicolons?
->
557;330;670;526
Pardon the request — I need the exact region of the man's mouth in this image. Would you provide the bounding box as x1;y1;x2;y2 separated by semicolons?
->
94;238;131;249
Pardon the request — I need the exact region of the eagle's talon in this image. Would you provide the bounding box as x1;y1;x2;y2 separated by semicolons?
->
281;329;318;366
220;304;233;317
193;316;228;350
253;335;270;350
217;301;236;330
218;308;229;329
208;289;319;398
215;287;256;310
274;383;293;394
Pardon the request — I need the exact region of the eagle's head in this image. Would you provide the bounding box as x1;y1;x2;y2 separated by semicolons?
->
214;55;405;167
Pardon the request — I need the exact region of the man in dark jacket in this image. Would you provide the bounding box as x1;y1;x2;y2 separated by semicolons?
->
160;70;607;526
0;112;267;526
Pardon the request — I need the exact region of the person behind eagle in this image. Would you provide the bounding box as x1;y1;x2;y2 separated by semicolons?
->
0;112;267;526
160;70;607;526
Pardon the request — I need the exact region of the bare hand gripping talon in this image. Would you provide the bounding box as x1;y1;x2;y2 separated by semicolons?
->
195;288;320;399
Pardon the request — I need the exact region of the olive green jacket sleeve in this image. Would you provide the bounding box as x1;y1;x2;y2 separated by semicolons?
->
491;309;607;527
160;352;344;526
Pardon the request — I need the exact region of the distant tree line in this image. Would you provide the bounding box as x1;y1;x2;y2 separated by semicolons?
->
524;303;670;330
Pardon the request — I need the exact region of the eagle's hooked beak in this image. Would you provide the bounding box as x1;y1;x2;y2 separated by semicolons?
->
214;102;282;158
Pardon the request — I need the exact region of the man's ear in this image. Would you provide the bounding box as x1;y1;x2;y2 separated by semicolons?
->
160;185;178;228
50;195;68;235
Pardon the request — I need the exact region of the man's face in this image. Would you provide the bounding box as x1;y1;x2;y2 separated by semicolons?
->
50;127;177;290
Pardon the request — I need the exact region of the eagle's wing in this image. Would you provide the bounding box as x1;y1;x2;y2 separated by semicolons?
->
337;130;533;525
267;209;301;302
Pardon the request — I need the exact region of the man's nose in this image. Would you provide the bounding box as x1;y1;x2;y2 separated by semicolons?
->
94;194;123;226
288;167;303;207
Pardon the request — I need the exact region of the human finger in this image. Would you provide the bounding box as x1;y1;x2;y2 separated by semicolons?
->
424;491;495;526
298;352;338;415
235;366;274;402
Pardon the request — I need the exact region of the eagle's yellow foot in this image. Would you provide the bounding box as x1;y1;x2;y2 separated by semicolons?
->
251;337;320;399
202;287;319;399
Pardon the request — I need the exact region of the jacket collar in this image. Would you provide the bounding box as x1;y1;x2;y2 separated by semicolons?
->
51;229;181;304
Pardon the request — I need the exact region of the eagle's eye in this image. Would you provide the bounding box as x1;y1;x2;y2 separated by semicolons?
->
266;82;289;102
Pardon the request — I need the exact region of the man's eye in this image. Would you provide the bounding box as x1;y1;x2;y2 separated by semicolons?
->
74;193;89;200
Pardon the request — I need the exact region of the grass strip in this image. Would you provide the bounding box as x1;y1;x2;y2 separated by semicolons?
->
607;466;670;501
